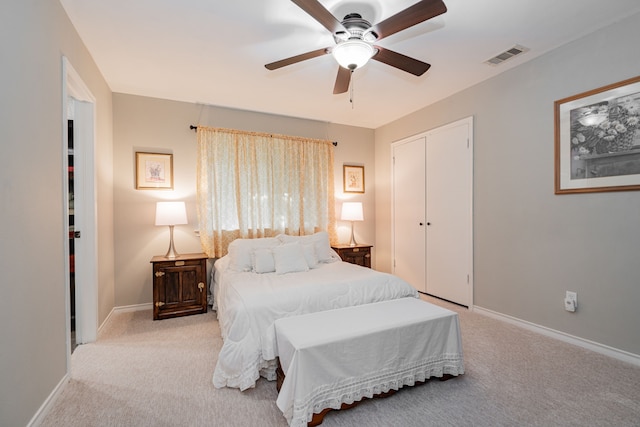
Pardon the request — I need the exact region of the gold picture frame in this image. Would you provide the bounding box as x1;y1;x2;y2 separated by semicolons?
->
555;75;640;194
135;152;174;190
343;165;364;193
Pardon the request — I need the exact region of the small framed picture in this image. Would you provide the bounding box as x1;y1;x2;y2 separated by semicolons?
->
343;165;365;193
135;152;173;190
555;75;640;194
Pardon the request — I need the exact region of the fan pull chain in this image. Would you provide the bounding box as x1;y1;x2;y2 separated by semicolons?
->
350;70;355;109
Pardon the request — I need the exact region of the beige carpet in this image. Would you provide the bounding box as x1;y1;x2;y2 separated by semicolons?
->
41;296;640;426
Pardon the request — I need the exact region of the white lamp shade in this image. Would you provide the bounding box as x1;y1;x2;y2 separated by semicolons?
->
341;202;364;221
332;40;375;70
155;201;188;226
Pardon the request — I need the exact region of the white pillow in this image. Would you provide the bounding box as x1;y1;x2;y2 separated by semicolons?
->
252;248;275;273
301;243;319;269
272;243;309;274
227;237;280;272
276;231;333;263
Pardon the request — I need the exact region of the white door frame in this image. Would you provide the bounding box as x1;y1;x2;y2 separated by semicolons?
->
62;57;98;369
391;116;474;308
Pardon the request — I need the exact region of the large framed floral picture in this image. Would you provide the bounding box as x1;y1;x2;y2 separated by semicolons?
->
555;75;640;194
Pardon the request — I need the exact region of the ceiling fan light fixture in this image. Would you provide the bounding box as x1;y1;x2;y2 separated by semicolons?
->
332;39;375;70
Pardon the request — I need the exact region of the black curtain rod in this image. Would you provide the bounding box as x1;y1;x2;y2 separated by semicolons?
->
189;125;337;146
189;125;338;147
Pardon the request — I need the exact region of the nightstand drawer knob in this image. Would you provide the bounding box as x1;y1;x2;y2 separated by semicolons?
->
155;271;165;277
198;282;205;291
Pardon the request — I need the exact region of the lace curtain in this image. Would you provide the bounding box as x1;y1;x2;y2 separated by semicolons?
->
196;126;337;257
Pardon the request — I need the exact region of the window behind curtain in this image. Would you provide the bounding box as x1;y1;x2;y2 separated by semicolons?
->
196;126;337;257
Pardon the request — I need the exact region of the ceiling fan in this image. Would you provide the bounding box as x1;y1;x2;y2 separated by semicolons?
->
265;0;447;94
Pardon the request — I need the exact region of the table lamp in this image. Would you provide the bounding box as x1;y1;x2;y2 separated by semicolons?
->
341;202;363;246
155;201;188;259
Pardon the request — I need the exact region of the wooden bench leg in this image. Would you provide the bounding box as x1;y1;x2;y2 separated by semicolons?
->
307;387;401;426
276;360;285;392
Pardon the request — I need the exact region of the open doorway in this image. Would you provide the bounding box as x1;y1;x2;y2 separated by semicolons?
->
68;119;76;352
63;57;98;365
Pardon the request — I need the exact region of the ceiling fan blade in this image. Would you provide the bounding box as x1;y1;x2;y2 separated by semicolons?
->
372;46;431;76
333;67;351;94
369;0;447;41
291;0;347;34
265;47;329;70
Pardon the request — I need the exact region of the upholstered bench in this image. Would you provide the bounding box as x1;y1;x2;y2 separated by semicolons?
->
274;297;464;427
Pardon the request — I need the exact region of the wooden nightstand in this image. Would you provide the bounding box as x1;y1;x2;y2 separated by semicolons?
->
331;244;372;268
150;253;208;320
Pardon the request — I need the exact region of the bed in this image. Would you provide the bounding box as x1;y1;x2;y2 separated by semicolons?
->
211;232;419;390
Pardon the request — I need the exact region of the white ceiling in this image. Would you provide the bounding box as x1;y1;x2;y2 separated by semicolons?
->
60;0;640;129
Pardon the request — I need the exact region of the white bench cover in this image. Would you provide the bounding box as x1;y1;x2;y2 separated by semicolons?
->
275;297;464;427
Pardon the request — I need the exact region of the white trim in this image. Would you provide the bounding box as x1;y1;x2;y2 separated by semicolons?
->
114;303;154;314
473;305;640;367
71;100;98;344
98;303;153;334
62;56;98;372
62;57;72;377
98;307;116;335
26;374;70;427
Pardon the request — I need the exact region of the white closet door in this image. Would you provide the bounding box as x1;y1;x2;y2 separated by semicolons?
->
425;120;472;306
392;137;426;293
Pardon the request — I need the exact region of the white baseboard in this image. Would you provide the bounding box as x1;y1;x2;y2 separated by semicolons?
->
98;303;153;334
113;302;154;313
27;374;70;427
473;305;640;367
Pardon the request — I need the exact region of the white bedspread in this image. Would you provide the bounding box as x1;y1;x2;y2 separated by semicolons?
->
275;298;464;427
212;257;419;390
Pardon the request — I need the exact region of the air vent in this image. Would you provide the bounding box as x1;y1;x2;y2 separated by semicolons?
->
485;45;529;66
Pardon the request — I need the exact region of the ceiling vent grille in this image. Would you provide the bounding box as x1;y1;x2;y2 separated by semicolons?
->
485;45;529;66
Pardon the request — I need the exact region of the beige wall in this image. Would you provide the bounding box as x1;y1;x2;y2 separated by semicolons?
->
113;94;375;307
0;1;114;426
375;12;640;356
